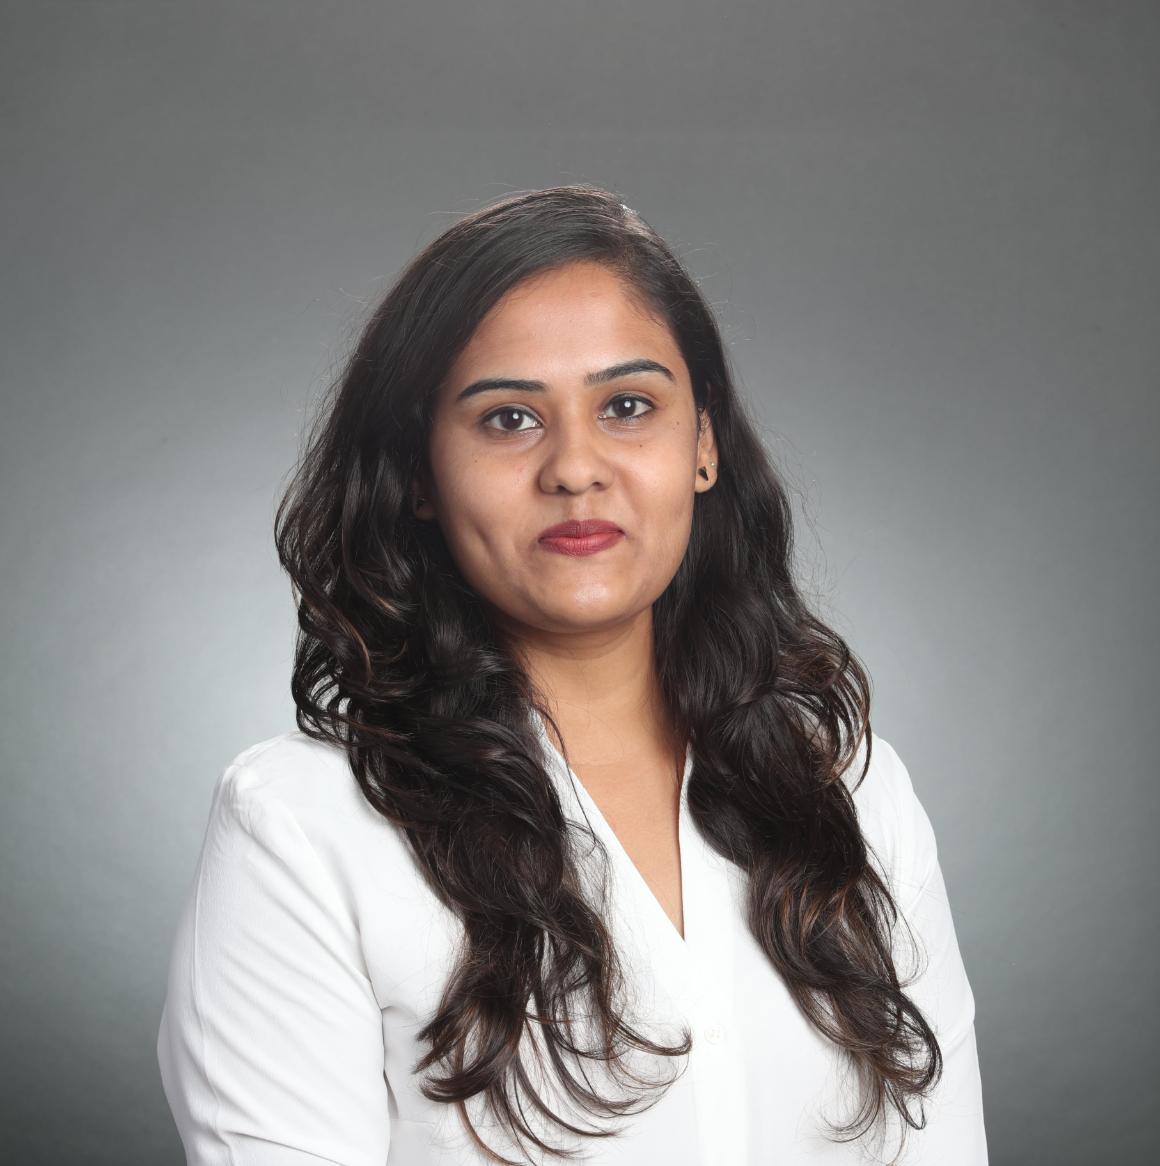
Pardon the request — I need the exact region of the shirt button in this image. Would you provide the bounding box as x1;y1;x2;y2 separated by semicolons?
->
704;1023;725;1045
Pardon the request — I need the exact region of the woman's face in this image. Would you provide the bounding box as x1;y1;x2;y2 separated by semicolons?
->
419;260;717;641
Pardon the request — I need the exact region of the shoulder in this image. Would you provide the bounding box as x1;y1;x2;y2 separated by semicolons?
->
218;729;359;812
207;729;413;877
839;730;940;912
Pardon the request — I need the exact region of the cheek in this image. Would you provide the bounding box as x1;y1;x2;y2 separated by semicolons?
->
436;473;515;566
639;460;697;519
630;470;696;571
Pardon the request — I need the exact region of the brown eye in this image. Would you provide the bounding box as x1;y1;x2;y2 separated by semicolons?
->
481;407;539;433
480;394;654;435
602;394;654;422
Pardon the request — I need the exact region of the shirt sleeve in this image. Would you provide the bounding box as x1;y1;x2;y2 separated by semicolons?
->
876;740;989;1166
156;764;393;1165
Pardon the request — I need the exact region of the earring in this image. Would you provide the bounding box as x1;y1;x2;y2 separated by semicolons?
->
698;461;716;482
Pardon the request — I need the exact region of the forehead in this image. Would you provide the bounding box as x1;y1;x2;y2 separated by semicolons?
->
448;262;680;374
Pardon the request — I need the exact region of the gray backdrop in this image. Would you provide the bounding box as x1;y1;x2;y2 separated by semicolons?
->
2;3;1156;1163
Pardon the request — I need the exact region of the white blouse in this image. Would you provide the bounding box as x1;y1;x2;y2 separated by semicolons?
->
157;714;987;1165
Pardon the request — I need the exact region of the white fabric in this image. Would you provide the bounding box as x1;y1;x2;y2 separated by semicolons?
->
158;717;987;1164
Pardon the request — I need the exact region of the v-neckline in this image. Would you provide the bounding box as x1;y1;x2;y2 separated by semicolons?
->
530;710;694;951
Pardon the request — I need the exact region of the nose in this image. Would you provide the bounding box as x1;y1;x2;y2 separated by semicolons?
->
535;406;614;495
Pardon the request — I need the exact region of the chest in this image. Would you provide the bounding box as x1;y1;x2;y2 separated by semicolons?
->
570;761;686;939
349;785;844;1164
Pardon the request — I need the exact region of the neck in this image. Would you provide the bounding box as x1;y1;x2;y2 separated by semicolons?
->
504;610;677;767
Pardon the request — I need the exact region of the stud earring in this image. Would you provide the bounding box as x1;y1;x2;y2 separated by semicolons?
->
698;461;717;482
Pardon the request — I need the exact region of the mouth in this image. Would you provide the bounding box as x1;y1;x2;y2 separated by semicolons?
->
537;518;625;558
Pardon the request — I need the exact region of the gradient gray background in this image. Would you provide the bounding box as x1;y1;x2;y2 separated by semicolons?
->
2;3;1156;1163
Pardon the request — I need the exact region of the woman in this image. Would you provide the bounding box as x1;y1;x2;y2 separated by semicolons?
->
157;185;987;1165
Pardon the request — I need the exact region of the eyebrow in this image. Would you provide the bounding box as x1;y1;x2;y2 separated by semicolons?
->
454;357;675;403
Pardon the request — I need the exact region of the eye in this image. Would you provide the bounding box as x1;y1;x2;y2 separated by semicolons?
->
601;393;655;423
480;393;656;435
481;406;539;434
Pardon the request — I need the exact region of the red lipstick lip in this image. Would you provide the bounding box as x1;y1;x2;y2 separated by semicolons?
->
538;518;624;540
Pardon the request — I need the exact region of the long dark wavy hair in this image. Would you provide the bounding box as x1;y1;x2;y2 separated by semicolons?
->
273;184;941;1164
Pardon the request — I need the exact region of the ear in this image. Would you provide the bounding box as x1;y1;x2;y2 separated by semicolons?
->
694;406;718;493
411;477;436;520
